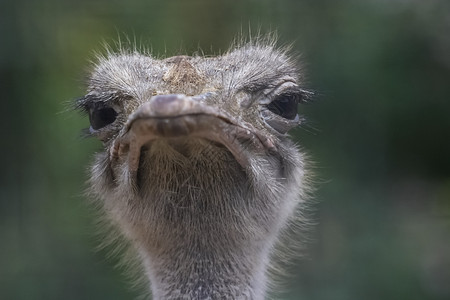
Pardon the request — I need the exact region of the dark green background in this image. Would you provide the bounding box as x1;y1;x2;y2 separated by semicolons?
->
1;0;449;299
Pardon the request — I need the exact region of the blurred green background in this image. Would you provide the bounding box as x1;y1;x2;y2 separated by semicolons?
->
1;0;450;299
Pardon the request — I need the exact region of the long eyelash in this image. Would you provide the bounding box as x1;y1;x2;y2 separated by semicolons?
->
278;92;300;102
275;87;314;104
74;96;91;113
298;89;315;103
75;94;110;113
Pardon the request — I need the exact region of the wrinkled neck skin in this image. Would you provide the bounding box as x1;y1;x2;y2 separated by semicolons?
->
90;139;305;299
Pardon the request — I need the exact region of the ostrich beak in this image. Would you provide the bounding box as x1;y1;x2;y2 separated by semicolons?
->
109;94;275;172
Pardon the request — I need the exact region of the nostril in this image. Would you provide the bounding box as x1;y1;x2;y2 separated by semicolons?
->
151;94;180;105
150;94;182;110
147;94;187;116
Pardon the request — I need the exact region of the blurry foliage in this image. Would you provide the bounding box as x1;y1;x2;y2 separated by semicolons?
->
1;0;449;299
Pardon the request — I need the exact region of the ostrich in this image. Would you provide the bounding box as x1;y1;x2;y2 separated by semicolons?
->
76;39;312;299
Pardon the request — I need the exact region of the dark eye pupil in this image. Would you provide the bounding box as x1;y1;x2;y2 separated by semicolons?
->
267;95;298;120
89;107;118;130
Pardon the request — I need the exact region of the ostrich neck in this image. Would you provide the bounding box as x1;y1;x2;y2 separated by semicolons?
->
132;185;273;300
142;233;269;300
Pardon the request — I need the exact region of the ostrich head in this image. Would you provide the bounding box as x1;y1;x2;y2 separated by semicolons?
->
76;40;311;299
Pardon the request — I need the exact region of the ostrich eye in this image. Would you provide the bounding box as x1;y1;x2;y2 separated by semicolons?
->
89;106;118;130
266;94;299;120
